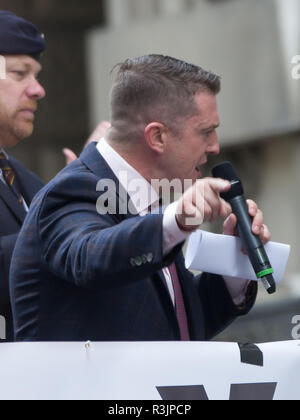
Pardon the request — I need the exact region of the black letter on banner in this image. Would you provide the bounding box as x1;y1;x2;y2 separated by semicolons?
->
238;343;264;367
156;385;209;401
230;383;277;401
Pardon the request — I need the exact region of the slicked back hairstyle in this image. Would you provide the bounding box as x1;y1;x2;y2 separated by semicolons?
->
109;54;221;143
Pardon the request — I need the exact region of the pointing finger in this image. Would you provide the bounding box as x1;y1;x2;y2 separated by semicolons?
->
207;178;231;194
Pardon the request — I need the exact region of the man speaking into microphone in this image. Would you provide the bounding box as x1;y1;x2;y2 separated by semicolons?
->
10;55;271;342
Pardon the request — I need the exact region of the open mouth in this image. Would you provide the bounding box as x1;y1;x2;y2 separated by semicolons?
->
20;109;36;113
195;166;202;177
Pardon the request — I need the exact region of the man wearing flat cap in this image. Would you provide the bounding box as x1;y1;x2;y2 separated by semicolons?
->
0;11;108;342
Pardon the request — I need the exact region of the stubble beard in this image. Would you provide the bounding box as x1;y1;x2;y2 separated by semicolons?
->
0;116;34;148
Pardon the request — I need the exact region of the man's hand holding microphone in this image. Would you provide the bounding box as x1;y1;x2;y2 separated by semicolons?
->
175;162;275;294
175;178;270;244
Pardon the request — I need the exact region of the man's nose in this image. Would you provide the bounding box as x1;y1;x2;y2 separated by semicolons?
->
207;132;220;155
26;78;46;100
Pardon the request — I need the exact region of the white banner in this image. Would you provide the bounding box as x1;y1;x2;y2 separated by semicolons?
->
0;340;299;400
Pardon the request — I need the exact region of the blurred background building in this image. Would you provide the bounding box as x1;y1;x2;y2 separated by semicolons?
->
2;0;300;343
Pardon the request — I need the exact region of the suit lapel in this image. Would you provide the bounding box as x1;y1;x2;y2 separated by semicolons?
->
0;154;43;224
9;157;43;206
80;143;140;222
80;143;178;308
0;181;27;224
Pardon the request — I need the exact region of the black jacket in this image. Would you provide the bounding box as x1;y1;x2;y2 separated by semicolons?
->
0;155;43;342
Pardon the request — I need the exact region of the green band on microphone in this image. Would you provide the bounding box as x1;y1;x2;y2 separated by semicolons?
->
257;268;274;278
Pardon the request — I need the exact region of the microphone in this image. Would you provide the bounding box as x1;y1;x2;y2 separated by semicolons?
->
212;161;276;295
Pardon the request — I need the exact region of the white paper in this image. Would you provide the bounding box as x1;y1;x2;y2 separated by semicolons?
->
185;230;290;283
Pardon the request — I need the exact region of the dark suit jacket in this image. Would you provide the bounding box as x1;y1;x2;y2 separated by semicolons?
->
0;156;43;342
10;143;257;342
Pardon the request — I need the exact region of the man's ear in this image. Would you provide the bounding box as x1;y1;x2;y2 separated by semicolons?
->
144;122;167;154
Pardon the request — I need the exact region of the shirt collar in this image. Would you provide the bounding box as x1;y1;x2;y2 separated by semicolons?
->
96;139;159;215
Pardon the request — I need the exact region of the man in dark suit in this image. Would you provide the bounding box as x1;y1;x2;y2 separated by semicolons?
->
0;11;108;342
10;55;270;342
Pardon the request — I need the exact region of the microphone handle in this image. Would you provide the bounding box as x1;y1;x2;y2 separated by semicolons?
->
229;195;276;294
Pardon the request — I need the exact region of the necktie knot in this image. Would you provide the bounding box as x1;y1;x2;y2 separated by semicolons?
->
0;152;23;204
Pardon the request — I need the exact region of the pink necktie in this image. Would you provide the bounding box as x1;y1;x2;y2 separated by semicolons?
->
168;263;190;341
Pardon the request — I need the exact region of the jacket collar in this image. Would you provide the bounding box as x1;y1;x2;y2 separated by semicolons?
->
96;139;159;215
79;142;138;220
79;142;113;180
0;180;27;223
0;149;27;223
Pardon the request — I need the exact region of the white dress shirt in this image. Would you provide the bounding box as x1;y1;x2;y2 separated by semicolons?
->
96;139;249;306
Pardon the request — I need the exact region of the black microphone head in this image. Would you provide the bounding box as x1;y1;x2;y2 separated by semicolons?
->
212;161;239;182
212;161;244;199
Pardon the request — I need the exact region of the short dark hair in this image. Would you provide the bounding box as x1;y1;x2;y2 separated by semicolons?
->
109;54;221;142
